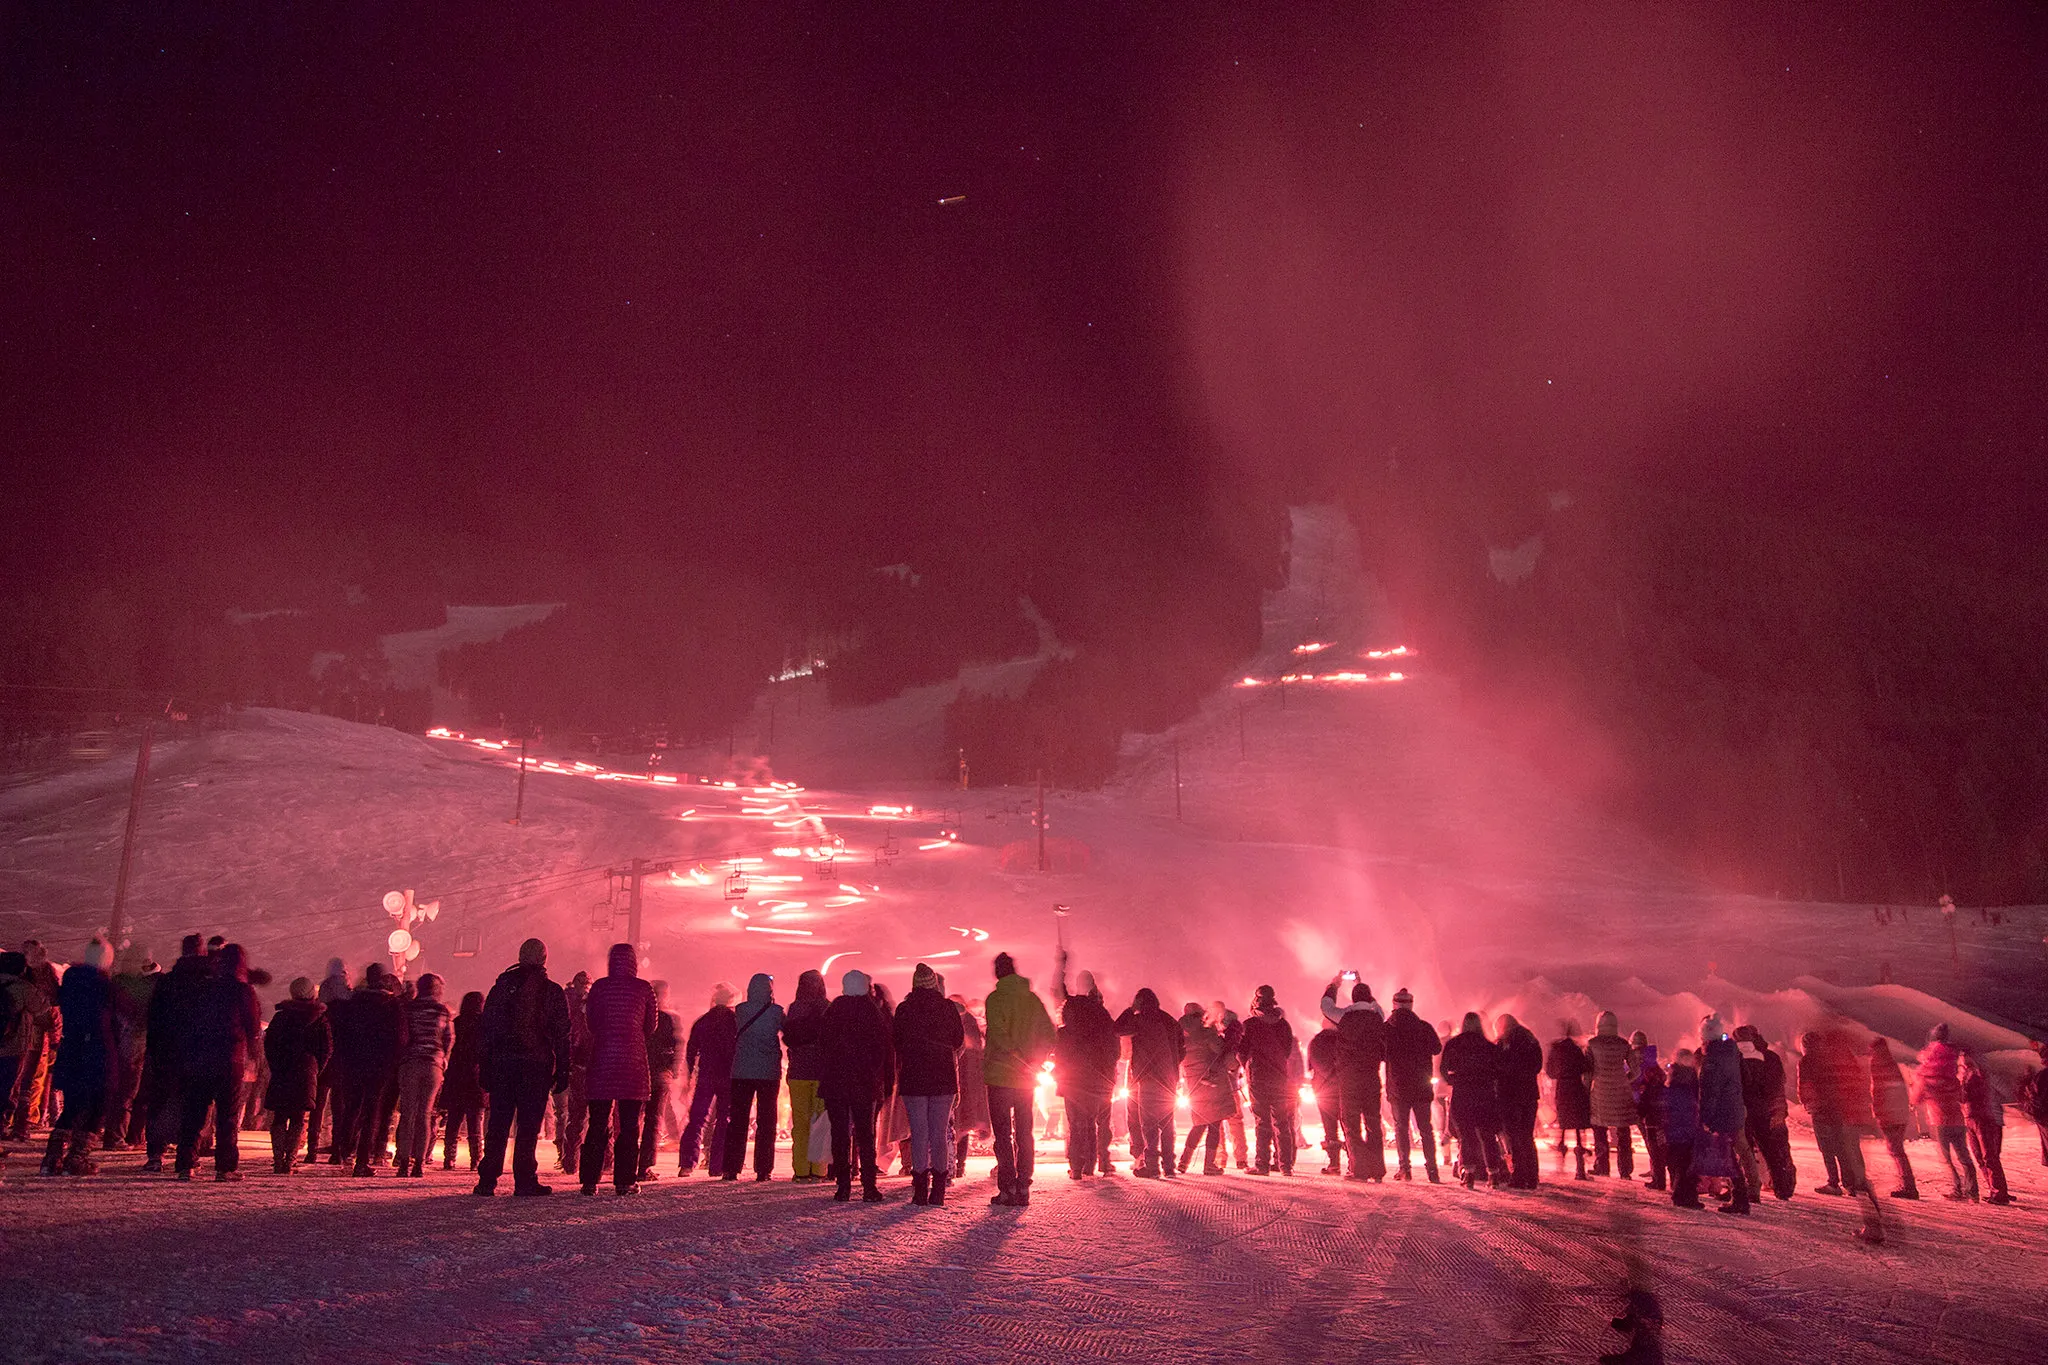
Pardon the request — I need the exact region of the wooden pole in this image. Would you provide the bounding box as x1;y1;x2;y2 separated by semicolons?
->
1173;739;1182;821
109;722;153;944
511;734;528;825
1036;770;1047;872
628;857;646;949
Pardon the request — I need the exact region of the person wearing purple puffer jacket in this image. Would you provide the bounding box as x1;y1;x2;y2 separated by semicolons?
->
579;943;656;1196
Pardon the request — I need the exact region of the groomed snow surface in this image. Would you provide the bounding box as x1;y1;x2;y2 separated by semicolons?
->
4;1129;2045;1364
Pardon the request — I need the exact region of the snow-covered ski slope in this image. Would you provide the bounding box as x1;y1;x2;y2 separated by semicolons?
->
2;508;2040;1081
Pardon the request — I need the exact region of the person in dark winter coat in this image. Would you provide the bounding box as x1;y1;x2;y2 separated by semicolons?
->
1629;1031;1670;1190
1237;985;1299;1176
892;962;965;1205
1178;1002;1235;1175
1322;977;1387;1181
724;972;785;1182
7;940;61;1140
102;945;156;1151
1053;953;1119;1178
1664;1050;1704;1208
306;959;350;1163
1545;1021;1593;1180
174;943;263;1181
1495;1013;1545;1189
796;969;894;1201
1438;1012;1507;1187
262;977;331;1174
1733;1024;1796;1200
138;935;209;1171
1383;988;1441;1181
678;982;738;1177
637;980;680;1182
1305;1023;1344;1175
1698;1017;1751;1214
394;973;453;1178
1115;987;1186;1178
45;940;116;1177
782;972;828;1180
580;943;656;1196
475;938;572;1196
332;963;406;1176
438;991;486;1170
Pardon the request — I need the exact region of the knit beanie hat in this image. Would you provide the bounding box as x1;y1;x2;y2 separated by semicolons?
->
911;962;941;992
711;981;736;1007
1392;987;1414;1008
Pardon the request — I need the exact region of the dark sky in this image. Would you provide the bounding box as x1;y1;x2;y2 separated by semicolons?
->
6;1;2045;589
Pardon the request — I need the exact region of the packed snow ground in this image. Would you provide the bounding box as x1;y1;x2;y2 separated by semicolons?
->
4;1131;2046;1364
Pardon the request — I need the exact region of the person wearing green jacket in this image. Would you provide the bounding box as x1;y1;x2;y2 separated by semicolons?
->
982;953;1055;1207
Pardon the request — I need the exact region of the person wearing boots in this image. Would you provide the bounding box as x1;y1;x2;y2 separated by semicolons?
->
1546;1020;1594;1180
1178;1002;1235;1175
261;977;331;1174
1238;985;1300;1176
474;937;572;1197
796;969;893;1202
1323;977;1388;1182
44;939;116;1177
1052;951;1118;1179
1439;1012;1509;1188
579;943;657;1197
1115;987;1186;1178
677;982;737;1177
982;953;1056;1206
174;944;263;1182
1868;1037;1919;1199
892;962;964;1205
1384;988;1440;1182
394;973;454;1179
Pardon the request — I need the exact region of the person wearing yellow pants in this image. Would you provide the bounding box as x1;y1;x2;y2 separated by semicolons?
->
785;971;829;1179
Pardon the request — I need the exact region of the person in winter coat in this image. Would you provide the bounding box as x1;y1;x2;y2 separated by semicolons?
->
7;940;61;1140
438;991;486;1171
678;982;738;1177
1115;987;1186;1178
1237;984;1299;1176
137;935;209;1171
579;943;656;1196
1323;978;1387;1181
870;982;912;1176
333;963;407;1177
103;945;156;1150
1868;1036;1919;1198
1960;1052;2012;1205
1053;953;1119;1178
1496;1014;1545;1189
306;959;350;1163
1698;1017;1751;1214
475;937;572;1196
44;940;116;1176
636;980;680;1182
952;995;991;1177
1629;1031;1670;1191
782;971;828;1180
394;973;454;1179
553;971;593;1175
2019;1040;2048;1170
262;977;331;1174
1585;1012;1637;1179
1664;1049;1704;1208
1306;1022;1343;1175
797;969;893;1201
1732;1025;1796;1200
1178;1002;1235;1175
1383;988;1440;1182
722;972;785;1182
0;951;35;1148
982;953;1056;1206
1797;1019;1886;1242
1545;1021;1593;1180
1913;1022;1978;1201
174;943;263;1181
892;962;965;1205
1438;1012;1507;1187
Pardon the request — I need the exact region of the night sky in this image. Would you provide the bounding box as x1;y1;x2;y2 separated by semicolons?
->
5;1;2045;578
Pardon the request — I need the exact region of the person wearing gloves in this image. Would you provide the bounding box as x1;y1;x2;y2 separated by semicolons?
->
723;973;785;1182
892;962;965;1205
